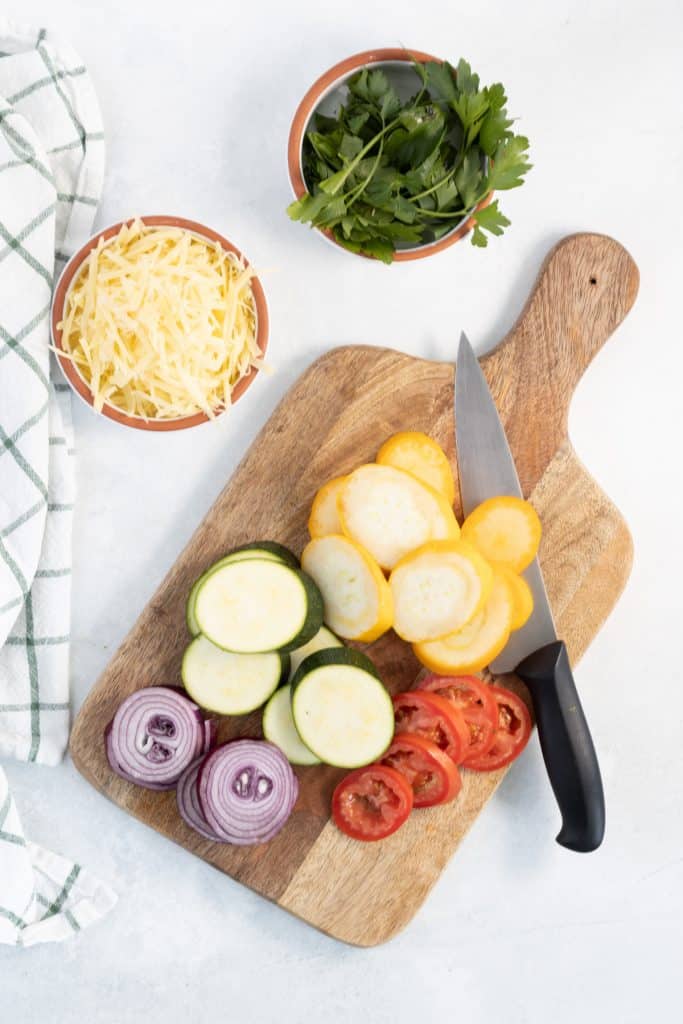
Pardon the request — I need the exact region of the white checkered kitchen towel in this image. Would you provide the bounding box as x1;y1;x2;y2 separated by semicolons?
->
0;20;116;946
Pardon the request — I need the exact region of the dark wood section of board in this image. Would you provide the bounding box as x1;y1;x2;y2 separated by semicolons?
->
71;233;639;944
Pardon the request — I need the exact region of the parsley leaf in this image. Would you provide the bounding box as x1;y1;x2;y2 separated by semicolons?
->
486;136;532;190
455;148;483;209
479;108;513;157
422;60;458;103
471;200;511;246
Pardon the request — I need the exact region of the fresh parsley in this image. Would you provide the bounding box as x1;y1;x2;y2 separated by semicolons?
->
287;58;531;263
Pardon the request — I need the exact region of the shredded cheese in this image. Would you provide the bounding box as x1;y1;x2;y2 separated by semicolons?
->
58;218;262;420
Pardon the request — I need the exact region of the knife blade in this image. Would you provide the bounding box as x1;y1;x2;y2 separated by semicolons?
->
455;331;605;852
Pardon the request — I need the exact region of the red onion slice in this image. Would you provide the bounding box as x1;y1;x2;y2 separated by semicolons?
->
198;740;298;846
203;719;217;754
105;723;175;790
177;759;226;841
106;687;207;789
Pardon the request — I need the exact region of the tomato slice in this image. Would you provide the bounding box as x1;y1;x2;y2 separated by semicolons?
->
381;732;462;807
332;764;413;841
417;673;498;763
392;691;470;764
464;685;532;771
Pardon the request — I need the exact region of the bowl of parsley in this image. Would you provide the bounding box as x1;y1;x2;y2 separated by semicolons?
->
287;48;531;264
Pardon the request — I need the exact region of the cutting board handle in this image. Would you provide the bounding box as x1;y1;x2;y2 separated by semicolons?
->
483;233;639;492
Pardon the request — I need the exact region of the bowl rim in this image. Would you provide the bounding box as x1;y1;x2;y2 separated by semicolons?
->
50;215;270;432
287;48;492;263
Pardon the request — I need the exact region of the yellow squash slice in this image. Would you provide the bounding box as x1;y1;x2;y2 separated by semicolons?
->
376;431;456;505
389;540;493;643
461;496;541;573
308;476;348;538
497;566;534;631
301;534;393;643
413;572;514;674
338;463;459;571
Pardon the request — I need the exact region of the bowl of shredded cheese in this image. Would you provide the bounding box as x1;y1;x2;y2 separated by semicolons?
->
51;216;269;430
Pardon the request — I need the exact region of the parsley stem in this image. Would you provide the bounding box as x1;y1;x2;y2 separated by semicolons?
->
412;190;489;220
322;114;402;195
408;168;456;202
345;136;385;208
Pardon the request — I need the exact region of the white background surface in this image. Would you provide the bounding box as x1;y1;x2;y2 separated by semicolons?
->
3;1;681;1021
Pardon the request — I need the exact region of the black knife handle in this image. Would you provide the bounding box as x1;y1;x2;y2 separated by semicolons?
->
515;640;605;853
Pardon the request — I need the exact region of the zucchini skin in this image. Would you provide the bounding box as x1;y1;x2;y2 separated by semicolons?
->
278;652;291;685
229;540;299;569
276;570;325;653
290;646;381;691
186;575;205;636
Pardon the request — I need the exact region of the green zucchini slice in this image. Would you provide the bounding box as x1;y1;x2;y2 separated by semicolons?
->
290;648;393;768
181;634;288;714
194;559;323;654
262;684;321;766
185;543;296;637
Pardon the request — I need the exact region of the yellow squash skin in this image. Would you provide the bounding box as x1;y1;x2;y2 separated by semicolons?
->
376;431;456;505
308;475;349;538
461;495;542;573
496;565;534;631
413;572;514;674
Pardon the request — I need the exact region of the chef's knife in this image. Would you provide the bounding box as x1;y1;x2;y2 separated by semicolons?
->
455;332;605;853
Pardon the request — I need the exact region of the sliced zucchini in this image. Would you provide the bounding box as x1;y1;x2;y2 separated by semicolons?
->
288;624;343;679
338;463;459;570
194;559;323;653
301;534;393;642
291;648;394;768
262;684;321;765
181;634;288;714
308;476;348;538
389;539;493;642
185;543;296;636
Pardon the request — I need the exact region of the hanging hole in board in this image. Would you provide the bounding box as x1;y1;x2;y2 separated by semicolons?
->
589;276;597;285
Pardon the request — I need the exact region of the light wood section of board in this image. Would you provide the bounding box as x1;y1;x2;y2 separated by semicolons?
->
71;233;639;946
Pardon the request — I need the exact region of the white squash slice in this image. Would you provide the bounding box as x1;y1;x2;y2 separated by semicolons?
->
308;476;348;537
389;540;493;642
413;573;514;674
338;463;459;571
301;534;393;643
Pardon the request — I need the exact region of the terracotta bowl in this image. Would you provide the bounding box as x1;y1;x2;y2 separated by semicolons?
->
51;216;269;431
287;48;491;262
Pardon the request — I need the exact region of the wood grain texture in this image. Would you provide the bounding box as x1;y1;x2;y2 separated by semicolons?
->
70;232;639;945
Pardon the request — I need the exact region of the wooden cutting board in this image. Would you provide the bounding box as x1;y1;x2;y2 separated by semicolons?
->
71;233;639;946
